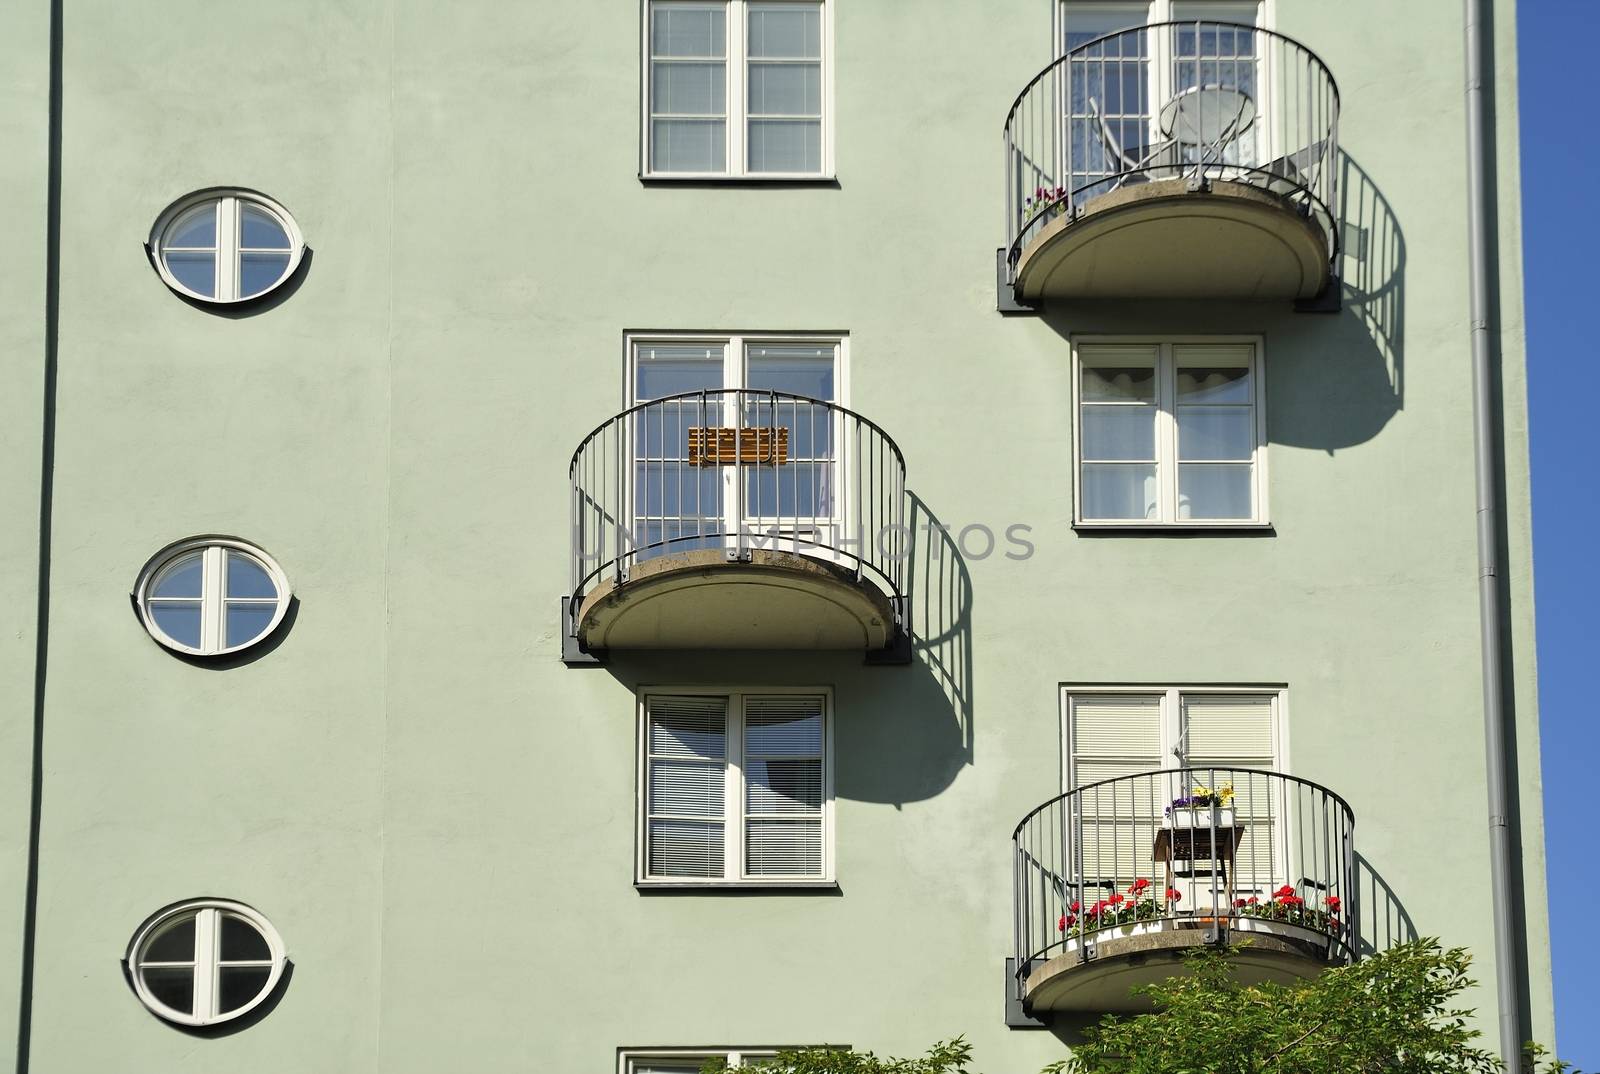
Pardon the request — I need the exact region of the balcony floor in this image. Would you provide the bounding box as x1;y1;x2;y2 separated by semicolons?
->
574;548;897;652
1014;178;1331;302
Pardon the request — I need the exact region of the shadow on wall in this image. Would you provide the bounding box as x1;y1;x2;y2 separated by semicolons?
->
1354;852;1418;957
1270;149;1408;453
598;491;975;808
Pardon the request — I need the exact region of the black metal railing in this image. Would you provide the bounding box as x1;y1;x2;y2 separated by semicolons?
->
567;389;908;639
1013;768;1357;1000
1003;21;1340;282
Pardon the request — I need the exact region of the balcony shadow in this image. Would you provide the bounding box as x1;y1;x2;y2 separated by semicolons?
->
1353;852;1418;957
1033;149;1405;454
595;494;974;808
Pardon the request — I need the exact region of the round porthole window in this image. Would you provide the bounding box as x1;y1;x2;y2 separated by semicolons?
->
135;538;291;657
125;900;286;1027
149;190;304;304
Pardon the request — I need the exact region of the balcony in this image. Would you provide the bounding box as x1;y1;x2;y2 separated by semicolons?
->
1001;22;1340;307
564;389;909;664
1012;768;1356;1016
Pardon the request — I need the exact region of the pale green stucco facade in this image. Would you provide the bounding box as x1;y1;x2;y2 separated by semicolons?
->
0;0;1550;1070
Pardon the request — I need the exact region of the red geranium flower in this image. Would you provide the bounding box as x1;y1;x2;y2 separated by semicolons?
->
1069;901;1081;913
1246;897;1259;905
1233;898;1248;908
1274;885;1296;898
1165;888;1182;903
1107;893;1125;905
1059;913;1079;931
1325;896;1341;911
1130;878;1151;892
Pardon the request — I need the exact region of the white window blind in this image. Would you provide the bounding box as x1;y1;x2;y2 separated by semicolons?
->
743;695;824;877
646;695;729;878
641;690;831;883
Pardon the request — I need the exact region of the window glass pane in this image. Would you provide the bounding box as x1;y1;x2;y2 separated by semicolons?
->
217;966;272;1013
748;119;821;173
648;819;725;877
635;346;726;400
652;3;727;56
1081;463;1157;520
748;62;820;115
151;552;204;599
650;760;725;815
239;205;291;249
746;703;822;754
165;205;216;248
226;552;278;599
745;818;822;875
1179;463;1253;519
140;966;195;1015
746;344;834;399
634;464;722;518
239;253;292;299
226;603;277;648
1081;405;1156;460
1065;6;1147;51
649;699;728;759
141;916;197;963
1177;405;1253;460
1171;2;1258;25
1177;365;1251;403
1081;364;1155;402
652;61;727;115
651;118;728;173
747;759;822;812
743;463;831;519
163;251;216;297
150;602;203;648
219;914;271;961
748;3;821;57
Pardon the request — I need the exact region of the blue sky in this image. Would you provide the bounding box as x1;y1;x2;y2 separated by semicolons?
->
1521;1;1598;1065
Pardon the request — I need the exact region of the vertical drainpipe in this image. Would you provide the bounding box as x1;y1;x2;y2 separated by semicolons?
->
1463;0;1526;1069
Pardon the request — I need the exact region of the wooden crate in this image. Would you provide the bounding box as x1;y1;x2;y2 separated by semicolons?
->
687;427;789;466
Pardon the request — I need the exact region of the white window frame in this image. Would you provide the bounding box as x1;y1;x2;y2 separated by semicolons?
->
636;686;836;888
148;188;305;304
124;898;287;1028
641;0;835;180
1059;684;1288;789
625;331;850;556
1055;0;1271;54
1071;335;1268;528
133;536;293;657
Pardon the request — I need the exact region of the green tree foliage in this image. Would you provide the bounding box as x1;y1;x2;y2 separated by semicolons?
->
730;941;1573;1074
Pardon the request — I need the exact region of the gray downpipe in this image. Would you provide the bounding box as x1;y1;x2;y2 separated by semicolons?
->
1463;0;1525;1070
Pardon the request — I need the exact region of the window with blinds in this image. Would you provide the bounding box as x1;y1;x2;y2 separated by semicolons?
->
1063;687;1284;902
641;690;831;884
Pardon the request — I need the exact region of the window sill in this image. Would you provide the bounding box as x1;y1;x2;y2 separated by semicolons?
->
1073;521;1275;535
635;879;841;894
640;174;840;188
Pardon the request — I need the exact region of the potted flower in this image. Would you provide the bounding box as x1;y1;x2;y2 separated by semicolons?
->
1164;783;1236;829
1024;185;1069;226
1058;878;1183;945
1233;886;1344;938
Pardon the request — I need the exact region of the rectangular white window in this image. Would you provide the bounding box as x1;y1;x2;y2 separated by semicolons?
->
1062;686;1285;902
627;333;845;562
621;1049;783;1073
645;1;831;177
1074;338;1266;525
1058;1;1265;201
639;689;832;885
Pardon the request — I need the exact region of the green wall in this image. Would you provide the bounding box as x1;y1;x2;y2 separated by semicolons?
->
1;0;1548;1070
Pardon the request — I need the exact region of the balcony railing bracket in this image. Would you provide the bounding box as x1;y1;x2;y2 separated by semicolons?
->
996;248;1036;314
559;596;606;667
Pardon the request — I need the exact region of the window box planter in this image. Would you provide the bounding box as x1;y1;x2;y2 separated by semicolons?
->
1164;806;1236;829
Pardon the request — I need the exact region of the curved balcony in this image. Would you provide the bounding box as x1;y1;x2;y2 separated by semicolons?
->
565;389;909;663
1013;768;1356;1016
1002;22;1340;305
